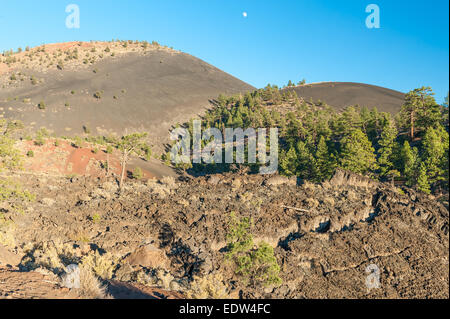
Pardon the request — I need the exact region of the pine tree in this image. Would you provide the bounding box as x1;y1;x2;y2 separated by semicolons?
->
280;147;298;176
442;92;449;127
417;162;431;194
226;112;233;127
217;94;227;107
233;113;244;128
334;106;362;137
296;141;316;180
399;87;441;140
113;132;148;190
314;136;336;181
377;117;398;178
367;107;381;141
398;141;419;186
421;126;447;185
339;129;377;175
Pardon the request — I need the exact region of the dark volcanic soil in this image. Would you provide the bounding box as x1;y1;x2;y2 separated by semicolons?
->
286;82;405;114
0;42;254;151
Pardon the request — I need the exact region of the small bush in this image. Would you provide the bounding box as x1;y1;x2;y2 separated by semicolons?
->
34;127;49;146
80;250;117;280
77;267;108;299
185;273;232;299
226;213;282;288
26;150;34;157
91;213;101;224
37;101;46;110
93;91;102;99
132;167;144;179
72;136;84;148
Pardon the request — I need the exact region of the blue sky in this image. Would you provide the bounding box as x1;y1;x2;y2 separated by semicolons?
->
1;0;448;102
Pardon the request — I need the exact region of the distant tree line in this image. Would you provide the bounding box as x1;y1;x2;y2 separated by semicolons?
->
175;85;449;194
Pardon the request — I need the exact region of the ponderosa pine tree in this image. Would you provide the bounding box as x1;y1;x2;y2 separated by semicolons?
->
399;87;441;140
421;126;447;185
279;147;298;176
339;129;377;175
296;140;316;180
314;136;336;181
397;140;419;186
377;117;398;178
417;162;431;194
114;132;148;190
442;92;449;127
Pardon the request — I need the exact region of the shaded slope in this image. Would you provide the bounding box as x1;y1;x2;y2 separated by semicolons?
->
286;82;405;114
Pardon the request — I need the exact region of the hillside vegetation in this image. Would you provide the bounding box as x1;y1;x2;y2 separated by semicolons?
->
173;85;449;195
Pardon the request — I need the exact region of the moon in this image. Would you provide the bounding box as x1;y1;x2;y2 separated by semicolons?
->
242;12;248;18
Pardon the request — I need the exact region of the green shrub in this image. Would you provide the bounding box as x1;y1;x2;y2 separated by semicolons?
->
91;213;101;224
72;136;84;148
26;150;34;157
34;137;44;146
226;213;282;288
34;128;49;146
37;101;46;110
93;91;102;99
132;167;143;179
142;144;152;161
